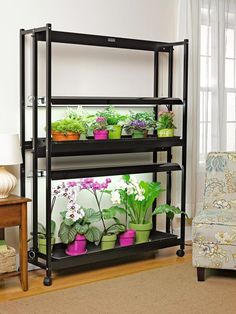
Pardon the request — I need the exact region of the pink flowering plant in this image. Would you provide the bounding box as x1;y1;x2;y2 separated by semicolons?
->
78;178;125;236
156;111;176;130
52;181;102;244
90;116;108;131
106;175;164;225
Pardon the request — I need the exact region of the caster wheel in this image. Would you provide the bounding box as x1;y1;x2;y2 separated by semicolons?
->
43;277;52;286
176;249;185;257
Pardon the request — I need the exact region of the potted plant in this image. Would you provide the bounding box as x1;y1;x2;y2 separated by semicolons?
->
152;204;188;233
124;111;156;138
98;106;127;139
156;110;176;137
78;177;125;250
90;116;109;140
51;118;86;141
108;175;164;243
65;107;95;140
58;205;102;256
37;220;56;254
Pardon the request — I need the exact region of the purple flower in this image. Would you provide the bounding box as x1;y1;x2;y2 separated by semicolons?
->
106;178;111;183
96;116;107;123
101;182;108;189
92;182;101;190
130;120;146;128
67;181;77;187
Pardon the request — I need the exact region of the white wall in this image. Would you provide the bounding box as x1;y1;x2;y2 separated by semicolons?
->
0;0;180;249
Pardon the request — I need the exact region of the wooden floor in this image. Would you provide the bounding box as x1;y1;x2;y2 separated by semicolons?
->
0;244;192;303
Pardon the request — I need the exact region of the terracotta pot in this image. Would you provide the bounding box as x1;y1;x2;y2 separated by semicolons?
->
52;131;80;141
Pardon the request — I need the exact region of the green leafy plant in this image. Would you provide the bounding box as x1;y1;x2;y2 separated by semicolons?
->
51;118;86;135
30;220;56;239
152;204;188;233
98;105;127;125
106;175;164;225
65;107;95;134
58;207;102;244
156;111;176;130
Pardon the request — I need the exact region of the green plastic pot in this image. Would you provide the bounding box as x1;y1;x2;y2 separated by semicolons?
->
38;237;55;254
101;234;117;250
129;222;152;243
157;128;174;137
108;125;122;139
132;129;148;139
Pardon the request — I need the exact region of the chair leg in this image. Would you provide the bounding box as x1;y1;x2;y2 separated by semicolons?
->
197;267;205;281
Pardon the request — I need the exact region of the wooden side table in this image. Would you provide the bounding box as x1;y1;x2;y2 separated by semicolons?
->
0;195;31;291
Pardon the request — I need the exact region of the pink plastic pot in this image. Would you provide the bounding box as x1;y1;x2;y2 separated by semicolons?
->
94;129;109;140
65;234;87;256
119;229;136;247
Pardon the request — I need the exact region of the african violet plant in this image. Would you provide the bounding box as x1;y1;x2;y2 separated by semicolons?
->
124;111;156;137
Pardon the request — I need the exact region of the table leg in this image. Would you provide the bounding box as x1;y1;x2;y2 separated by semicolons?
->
0;228;4;240
19;203;28;291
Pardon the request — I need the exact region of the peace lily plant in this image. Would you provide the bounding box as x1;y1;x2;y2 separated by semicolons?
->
107;175;164;243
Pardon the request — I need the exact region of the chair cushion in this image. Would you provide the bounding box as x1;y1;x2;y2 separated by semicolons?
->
193;210;236;245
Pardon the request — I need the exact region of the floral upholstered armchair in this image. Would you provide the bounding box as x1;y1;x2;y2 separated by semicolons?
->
192;152;236;281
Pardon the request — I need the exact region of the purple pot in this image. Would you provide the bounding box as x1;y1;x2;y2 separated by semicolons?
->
94;129;108;140
65;234;87;256
119;229;136;247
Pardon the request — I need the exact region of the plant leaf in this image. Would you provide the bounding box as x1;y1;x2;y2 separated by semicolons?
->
58;222;77;244
37;222;46;235
75;223;89;234
84;208;101;223
85;226;102;242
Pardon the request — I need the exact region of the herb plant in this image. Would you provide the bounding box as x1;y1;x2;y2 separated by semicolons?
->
51;118;86;135
156;111;176;130
98;105;127;125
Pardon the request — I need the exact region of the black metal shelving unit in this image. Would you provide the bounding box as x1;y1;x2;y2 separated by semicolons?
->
20;24;188;286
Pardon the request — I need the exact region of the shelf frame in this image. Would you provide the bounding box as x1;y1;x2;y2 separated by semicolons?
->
20;23;188;285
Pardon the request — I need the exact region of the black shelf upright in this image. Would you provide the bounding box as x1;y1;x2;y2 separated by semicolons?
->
20;24;188;285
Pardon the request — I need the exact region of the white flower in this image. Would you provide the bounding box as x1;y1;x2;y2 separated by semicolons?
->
215;232;232;244
66;210;80;222
135;193;145;201
78;208;85;219
116;180;128;191
67;202;80;211
126;185;135;195
111;190;121;204
130;177;138;186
